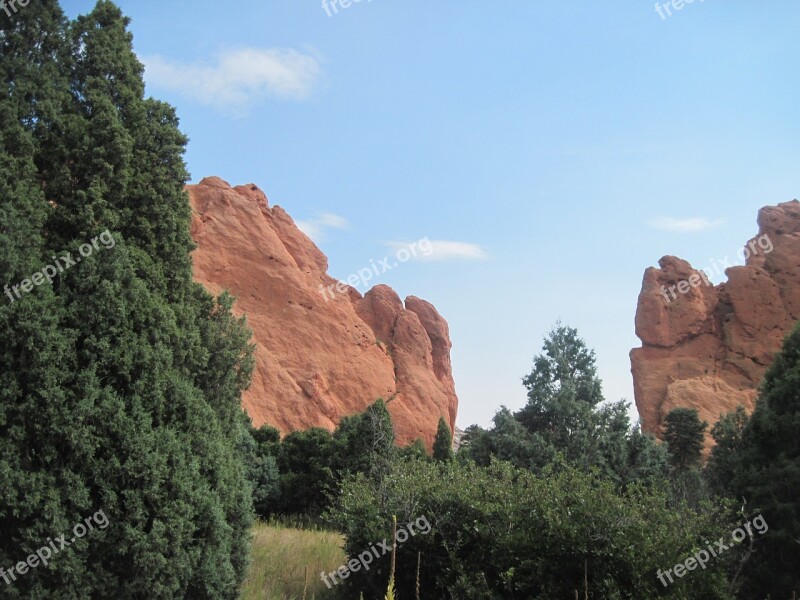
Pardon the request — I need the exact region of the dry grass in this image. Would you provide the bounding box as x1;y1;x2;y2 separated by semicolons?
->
241;521;346;600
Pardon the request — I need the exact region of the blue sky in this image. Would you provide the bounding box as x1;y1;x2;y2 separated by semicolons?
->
63;0;800;429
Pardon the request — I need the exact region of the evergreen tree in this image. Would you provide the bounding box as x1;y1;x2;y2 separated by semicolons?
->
332;399;397;512
465;325;660;487
622;423;670;487
515;324;632;477
46;1;193;298
0;2;255;597
242;420;282;519
333;399;396;477
732;324;800;598
705;405;748;497
432;416;453;461
398;438;429;461
517;323;604;434
275;428;336;517
458;406;536;468
663;408;707;470
460;408;538;469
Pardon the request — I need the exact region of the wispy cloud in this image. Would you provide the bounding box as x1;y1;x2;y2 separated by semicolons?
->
296;213;349;242
386;239;488;262
143;48;321;117
647;216;724;233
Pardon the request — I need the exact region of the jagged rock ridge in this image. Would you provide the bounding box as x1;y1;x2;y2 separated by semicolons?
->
188;177;458;448
631;200;800;445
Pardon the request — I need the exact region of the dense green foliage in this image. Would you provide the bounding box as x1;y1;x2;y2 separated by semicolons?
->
332;399;395;480
242;422;281;518
318;324;800;599
246;399;400;519
460;325;669;487
316;324;790;600
730;324;800;598
662;408;711;509
398;438;428;461
664;407;707;470
274;427;338;517
432;416;454;461
0;2;254;597
706;405;749;497
328;459;735;599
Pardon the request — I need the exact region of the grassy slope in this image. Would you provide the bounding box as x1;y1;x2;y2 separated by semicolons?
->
241;521;346;600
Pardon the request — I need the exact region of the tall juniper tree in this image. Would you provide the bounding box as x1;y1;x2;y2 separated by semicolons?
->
0;2;255;598
432;416;454;461
732;324;800;598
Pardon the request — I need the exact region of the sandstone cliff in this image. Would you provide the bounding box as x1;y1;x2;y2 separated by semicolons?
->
187;177;458;448
631;200;800;446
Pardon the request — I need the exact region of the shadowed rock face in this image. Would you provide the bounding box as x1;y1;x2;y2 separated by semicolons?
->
187;177;458;448
631;200;800;448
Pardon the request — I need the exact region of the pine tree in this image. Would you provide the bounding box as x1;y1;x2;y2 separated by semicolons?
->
432;416;453;461
516;324;606;457
732;324;800;598
333;399;396;477
705;405;748;496
663;408;707;470
461;326;667;488
514;324;635;482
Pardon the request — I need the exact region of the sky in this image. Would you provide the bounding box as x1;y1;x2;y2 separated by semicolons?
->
62;0;800;430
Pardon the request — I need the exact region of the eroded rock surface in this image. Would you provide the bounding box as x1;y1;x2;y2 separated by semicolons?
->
188;177;458;448
631;200;800;445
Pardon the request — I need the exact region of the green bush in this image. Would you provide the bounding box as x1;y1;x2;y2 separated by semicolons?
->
327;459;735;599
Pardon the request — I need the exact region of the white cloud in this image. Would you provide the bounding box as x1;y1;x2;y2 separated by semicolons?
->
386;239;488;262
143;48;321;117
296;212;349;242
647;216;724;233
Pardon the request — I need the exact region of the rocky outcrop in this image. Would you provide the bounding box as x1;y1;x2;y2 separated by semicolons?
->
631;200;800;446
187;177;458;448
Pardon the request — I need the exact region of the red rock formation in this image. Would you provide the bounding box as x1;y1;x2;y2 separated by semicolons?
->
631;200;800;447
187;177;457;448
